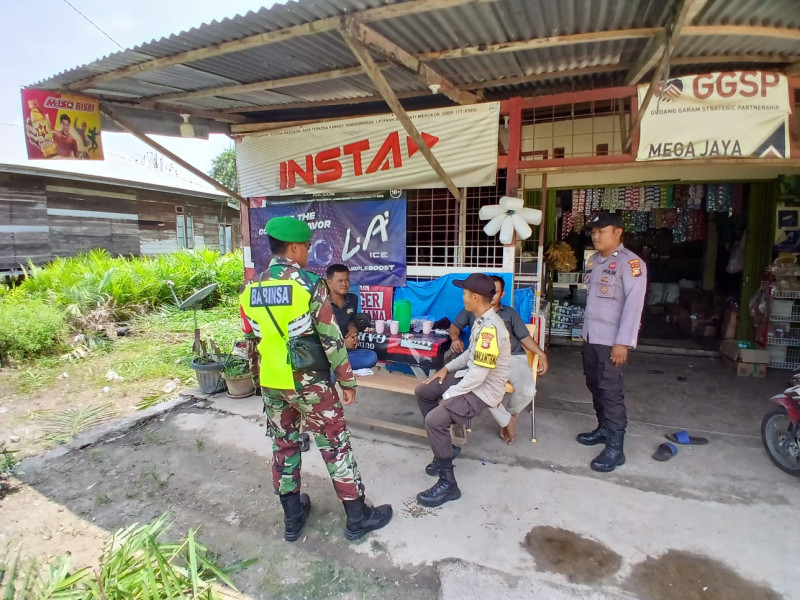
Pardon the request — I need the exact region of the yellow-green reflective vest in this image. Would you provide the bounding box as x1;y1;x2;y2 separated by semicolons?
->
240;279;313;390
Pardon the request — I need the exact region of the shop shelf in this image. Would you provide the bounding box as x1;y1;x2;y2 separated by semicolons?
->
768;361;800;370
767;336;800;346
772;290;800;299
557;272;583;283
770;265;800;276
768;313;800;323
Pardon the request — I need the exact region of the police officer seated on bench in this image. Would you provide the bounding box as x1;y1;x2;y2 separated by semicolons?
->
449;275;548;444
415;273;511;507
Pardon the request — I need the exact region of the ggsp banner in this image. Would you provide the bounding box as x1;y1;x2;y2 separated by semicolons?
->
236;103;499;197
637;71;791;161
21;89;103;160
249;191;407;286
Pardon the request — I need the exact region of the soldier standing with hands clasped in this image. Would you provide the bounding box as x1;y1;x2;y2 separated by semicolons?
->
578;212;647;473
240;216;392;542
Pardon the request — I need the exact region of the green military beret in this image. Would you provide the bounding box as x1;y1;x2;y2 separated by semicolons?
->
265;216;312;243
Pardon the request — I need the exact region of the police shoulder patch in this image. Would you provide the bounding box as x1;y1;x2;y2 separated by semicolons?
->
251;284;293;306
629;259;642;277
473;325;499;369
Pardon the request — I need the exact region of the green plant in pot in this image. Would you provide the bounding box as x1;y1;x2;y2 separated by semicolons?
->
222;357;254;398
190;335;226;394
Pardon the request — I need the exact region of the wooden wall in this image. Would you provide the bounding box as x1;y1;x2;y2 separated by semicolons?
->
0;173;240;271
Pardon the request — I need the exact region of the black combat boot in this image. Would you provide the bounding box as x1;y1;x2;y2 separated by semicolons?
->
279;491;311;542
342;497;393;541
424;445;462;476
590;430;626;472
577;423;608;446
417;464;461;507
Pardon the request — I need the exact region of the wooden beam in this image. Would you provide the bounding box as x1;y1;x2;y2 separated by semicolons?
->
625;0;712;85
340;33;465;203
65;0;494;92
418;28;659;61
786;61;800;76
671;54;796;65
467;64;630;90
624;47;672;151
103;99;246;125
223;90;428;114
341;17;479;105
149;65;373;103
100;105;248;207
682;25;800;41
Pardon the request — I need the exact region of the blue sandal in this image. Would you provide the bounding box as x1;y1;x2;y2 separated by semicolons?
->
652;442;678;461
666;430;708;445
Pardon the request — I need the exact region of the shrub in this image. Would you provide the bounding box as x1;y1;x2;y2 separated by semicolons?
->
0;298;67;364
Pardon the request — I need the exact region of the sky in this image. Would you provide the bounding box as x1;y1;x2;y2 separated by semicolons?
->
0;0;279;175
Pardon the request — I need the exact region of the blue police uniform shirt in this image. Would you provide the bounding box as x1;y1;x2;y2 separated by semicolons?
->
582;244;647;348
331;292;359;336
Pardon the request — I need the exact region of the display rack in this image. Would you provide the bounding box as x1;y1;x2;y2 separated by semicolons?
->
765;263;800;369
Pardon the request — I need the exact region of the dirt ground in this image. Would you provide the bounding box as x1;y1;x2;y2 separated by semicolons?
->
2;346;797;599
2;401;439;599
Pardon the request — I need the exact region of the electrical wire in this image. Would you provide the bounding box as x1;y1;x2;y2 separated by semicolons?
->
60;0;125;51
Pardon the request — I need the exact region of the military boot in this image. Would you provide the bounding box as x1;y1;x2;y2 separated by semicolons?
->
424;445;462;476
342;497;393;541
417;464;461;507
577;423;608;446
590;430;626;472
279;491;311;542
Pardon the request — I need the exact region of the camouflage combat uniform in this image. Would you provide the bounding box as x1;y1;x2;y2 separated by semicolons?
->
253;256;364;501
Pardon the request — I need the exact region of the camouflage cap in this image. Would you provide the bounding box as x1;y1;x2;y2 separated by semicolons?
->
266;216;312;243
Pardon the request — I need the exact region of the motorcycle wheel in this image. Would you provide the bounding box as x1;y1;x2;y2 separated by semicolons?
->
761;407;800;477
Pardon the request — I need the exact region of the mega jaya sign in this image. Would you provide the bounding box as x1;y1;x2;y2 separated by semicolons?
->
637;71;791;161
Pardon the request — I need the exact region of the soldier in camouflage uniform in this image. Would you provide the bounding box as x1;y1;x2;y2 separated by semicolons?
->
240;216;392;542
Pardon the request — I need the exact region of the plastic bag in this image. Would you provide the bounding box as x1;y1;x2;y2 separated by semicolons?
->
727;232;746;274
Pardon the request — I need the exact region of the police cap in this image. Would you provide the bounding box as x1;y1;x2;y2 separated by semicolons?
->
453;273;496;299
266;216;312;243
583;212;624;231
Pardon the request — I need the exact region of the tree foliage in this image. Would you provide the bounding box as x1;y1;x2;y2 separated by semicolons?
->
209;149;238;193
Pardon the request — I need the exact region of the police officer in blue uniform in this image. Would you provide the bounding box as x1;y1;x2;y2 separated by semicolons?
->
579;212;647;472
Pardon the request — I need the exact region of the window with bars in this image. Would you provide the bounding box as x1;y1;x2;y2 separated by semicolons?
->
176;212;194;249
521;99;629;160
406;171;507;269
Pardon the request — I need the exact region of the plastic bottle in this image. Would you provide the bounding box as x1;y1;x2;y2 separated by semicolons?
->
27;100;56;157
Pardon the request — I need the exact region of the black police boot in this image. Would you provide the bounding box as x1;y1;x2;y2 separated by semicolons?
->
590;430;626;473
342;497;393;541
417;465;462;507
279;491;311;542
577;423;608;446
424;445;462;476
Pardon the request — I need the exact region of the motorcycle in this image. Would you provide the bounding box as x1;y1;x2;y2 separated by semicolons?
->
762;383;800;477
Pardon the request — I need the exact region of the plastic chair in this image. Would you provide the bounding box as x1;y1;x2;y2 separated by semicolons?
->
504;323;540;442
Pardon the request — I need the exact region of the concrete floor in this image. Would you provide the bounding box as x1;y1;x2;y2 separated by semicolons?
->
205;348;798;599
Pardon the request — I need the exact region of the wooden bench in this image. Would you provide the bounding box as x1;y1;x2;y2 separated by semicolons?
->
351;365;468;445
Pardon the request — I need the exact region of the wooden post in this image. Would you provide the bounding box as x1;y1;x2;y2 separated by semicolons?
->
534;173;548;315
339;30;465;203
100;106;248;208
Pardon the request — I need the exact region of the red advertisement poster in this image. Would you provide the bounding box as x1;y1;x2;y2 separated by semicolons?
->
359;285;393;320
20;89;104;160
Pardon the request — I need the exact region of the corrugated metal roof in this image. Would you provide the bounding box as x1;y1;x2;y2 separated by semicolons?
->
29;0;800;131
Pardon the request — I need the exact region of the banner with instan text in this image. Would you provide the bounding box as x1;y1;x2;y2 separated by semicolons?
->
20;89;104;160
637;71;791;161
236;103;499;196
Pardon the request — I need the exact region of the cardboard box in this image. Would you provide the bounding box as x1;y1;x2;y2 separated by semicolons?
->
721;310;738;340
719;340;769;377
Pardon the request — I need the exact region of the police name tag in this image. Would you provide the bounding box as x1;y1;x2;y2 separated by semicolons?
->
251;285;293;306
473;325;499;369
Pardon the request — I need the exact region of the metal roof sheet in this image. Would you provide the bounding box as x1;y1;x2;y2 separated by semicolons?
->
29;0;800;131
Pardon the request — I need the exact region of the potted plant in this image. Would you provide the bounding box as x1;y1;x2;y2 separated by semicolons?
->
222;357;255;398
190;336;226;394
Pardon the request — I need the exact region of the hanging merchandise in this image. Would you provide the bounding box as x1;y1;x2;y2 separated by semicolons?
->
561;210;575;239
706;183;733;213
726;231;747;274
